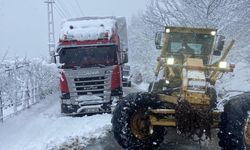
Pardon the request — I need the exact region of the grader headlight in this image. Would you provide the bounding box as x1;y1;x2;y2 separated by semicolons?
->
219;61;227;68
211;31;216;36
165;80;170;84
166;28;170;33
166;57;174;65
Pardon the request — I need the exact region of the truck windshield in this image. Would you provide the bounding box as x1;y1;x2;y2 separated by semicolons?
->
168;32;214;56
59;45;118;68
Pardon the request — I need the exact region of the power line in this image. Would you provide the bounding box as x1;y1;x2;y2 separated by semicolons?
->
54;5;64;18
68;1;78;16
57;0;71;17
54;3;67;18
75;0;84;16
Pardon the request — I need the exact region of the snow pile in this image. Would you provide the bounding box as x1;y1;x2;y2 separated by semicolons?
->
60;17;116;41
0;93;112;150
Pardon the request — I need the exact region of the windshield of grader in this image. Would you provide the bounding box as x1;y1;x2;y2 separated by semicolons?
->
168;32;214;64
59;45;118;68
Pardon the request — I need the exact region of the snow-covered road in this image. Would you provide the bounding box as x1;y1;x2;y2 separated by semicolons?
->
1;81;246;150
0;93;112;150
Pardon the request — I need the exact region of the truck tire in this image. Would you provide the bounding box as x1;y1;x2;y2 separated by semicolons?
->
112;92;165;149
218;92;250;150
128;81;132;87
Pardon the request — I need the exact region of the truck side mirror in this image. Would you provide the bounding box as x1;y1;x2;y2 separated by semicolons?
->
213;35;225;56
54;52;60;64
155;32;165;50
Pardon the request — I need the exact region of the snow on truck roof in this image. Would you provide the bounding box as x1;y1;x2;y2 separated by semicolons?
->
60;17;118;41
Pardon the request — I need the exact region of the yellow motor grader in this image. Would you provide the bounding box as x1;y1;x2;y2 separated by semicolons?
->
112;26;250;149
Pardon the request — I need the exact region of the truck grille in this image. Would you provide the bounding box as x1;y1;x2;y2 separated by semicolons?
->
74;76;107;96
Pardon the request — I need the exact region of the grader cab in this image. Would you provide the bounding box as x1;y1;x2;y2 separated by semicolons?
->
112;26;250;149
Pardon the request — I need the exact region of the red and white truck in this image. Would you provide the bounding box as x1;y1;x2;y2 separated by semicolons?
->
56;16;128;114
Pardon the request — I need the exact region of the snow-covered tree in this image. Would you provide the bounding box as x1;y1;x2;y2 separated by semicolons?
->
128;14;160;82
0;58;59;115
128;0;250;83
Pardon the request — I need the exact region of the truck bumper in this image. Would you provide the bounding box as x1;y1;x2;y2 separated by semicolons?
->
61;98;112;115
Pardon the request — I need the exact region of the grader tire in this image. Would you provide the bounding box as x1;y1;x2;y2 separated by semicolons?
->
207;87;217;108
148;81;159;92
218;92;250;150
112;92;165;149
148;79;166;92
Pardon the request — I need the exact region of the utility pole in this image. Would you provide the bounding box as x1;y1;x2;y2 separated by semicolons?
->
45;0;56;63
0;90;3;123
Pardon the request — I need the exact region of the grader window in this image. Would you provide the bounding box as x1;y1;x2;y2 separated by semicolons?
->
168;32;214;56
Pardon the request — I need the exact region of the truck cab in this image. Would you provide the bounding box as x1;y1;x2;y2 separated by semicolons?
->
57;17;128;115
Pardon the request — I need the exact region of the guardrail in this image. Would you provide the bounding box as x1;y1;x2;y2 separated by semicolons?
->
0;87;45;122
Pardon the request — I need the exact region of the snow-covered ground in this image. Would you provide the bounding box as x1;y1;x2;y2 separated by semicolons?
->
0;93;112;150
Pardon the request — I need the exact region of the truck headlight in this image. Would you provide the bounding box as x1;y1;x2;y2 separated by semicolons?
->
219;61;227;68
166;57;174;65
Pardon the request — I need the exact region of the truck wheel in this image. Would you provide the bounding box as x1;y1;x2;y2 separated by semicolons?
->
128;81;132;87
218;92;250;150
101;102;112;113
112;92;165;149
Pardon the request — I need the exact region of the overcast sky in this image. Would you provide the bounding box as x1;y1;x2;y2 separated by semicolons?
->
0;0;147;59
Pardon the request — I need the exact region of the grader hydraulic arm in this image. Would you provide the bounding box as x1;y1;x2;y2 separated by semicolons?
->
210;40;235;84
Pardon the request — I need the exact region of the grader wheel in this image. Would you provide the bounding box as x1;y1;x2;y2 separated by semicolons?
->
130;109;152;140
112;92;166;149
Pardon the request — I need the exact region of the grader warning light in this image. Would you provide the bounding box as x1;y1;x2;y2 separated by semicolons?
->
166;57;174;65
219;61;227;68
